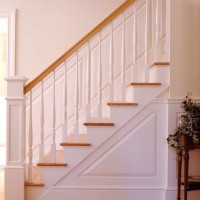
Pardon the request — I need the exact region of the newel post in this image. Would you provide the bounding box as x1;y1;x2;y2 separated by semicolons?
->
4;76;27;200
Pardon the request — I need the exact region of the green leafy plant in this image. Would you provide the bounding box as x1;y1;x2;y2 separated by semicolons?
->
167;95;200;154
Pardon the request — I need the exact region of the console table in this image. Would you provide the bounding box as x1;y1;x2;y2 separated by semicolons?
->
177;133;200;200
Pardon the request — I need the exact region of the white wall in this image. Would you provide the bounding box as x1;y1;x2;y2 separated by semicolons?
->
0;0;126;82
0;32;7;96
0;97;6;166
170;0;200;99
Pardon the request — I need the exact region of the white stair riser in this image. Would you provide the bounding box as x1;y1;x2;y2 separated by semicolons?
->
109;106;141;124
86;126;115;144
149;66;170;85
40;167;68;186
126;85;168;103
25;187;46;200
63;146;93;167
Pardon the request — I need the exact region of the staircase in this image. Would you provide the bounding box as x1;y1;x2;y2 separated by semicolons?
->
25;73;170;200
5;0;171;200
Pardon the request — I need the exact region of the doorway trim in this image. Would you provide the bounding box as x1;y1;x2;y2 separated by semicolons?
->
0;9;16;76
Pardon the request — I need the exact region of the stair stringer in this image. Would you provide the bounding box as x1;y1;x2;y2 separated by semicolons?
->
39;99;168;200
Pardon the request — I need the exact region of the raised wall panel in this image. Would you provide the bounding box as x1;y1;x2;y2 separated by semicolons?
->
57;102;168;189
9;105;20;162
81;113;157;177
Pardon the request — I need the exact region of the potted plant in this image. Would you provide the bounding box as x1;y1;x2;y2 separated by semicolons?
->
167;95;200;154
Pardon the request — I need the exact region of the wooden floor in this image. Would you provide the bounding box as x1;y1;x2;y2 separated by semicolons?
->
0;170;4;200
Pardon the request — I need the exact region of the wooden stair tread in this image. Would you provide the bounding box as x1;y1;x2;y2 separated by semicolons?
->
83;118;114;126
84;118;114;126
129;82;161;86
37;163;67;166
60;142;91;146
150;62;170;68
84;122;114;126
25;182;44;187
107;102;138;106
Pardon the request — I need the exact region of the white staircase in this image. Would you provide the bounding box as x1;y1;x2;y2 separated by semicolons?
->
5;0;171;200
26;67;168;200
25;71;170;200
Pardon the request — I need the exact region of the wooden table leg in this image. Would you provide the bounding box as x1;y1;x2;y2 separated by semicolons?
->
183;149;189;200
177;153;182;200
183;135;190;200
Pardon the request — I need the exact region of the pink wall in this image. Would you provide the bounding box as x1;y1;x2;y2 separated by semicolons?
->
0;0;126;82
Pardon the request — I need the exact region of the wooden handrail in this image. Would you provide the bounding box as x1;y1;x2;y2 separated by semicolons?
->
24;0;135;94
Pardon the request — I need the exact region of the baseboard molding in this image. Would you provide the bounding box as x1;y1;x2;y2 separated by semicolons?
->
164;188;177;200
39;187;167;200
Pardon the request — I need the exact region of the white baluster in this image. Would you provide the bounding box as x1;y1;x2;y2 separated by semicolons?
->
28;90;33;183
74;53;79;142
132;0;138;82
144;0;149;82
155;0;160;61
121;13;126;101
63;61;68;142
86;43;91;121
98;33;102;120
51;71;56;162
110;23;114;102
39;81;44;162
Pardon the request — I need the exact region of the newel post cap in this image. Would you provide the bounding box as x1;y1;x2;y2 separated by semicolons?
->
5;76;28;99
